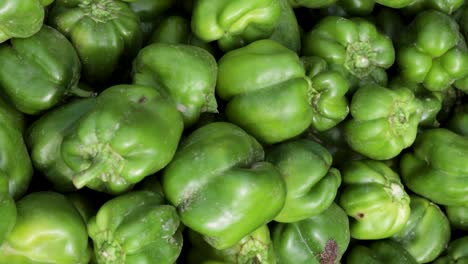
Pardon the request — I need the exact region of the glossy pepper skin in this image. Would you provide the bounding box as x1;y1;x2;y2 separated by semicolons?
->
303;16;394;91
338;0;416;15
0;192;91;263
0;25;87;115
397;10;468;91
217;39;313;144
403;0;464;15
272;203;350;264
338;160;411;240
265;139;341;222
0;0;54;43
302;56;350;131
27;98;97;192
346;240;418;264
391;195;451;263
400;128;468;206
191;0;282;51
162;122;286;250
48;0;143;83
0;96;32;200
187;226;276;264
88;190;183;264
434;236;468;264
344;84;421;160
132;42;218;127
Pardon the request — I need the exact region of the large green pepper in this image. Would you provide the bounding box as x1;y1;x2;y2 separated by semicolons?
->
0;0;54;43
88;190;182;264
0;25;90;115
191;0;282;51
0;192;91;263
187;226;276;264
162;122;286;250
403;0;464;15
269;0;301;53
28;85;184;194
338;160;411;240
265;139;341;223
446;205;468;230
391;195;451;263
216;39;313;144
337;0;416;16
303;16;394;91
131;42;218;127
396;10;468;91
434;236;468;264
346;240;418;264
302;56;350;131
344;84;421;160
48;0;143;83
400;128;468;206
0;96;32;200
272;203;350;264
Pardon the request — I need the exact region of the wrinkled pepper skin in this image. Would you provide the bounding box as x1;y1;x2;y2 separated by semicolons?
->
434;236;468;264
132;42;218;127
88;190;183;264
272;203;350;264
346;240;418;264
191;0;282;51
446;205;468;230
0;96;32;200
265;139;341;222
217;39;313;144
0;25;84;115
0;0;54;43
0;192;91;263
302;56;350;131
391;195;451;263
27;98;97;192
338;160;411;240
162;122;286;250
400;128;468;206
48;0;143;83
397;10;468;91
303;16;394;90
344;84;421;160
187;226;276;264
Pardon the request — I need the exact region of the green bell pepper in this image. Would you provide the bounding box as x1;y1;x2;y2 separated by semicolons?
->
0;96;32;200
66;190;100;223
346;240;418;264
28;85;184;194
162;122;286;250
446;205;468;230
187;226;276;264
434;236;468;264
338;0;416;16
0;191;91;263
191;0;282;51
302;56;350;131
374;7;405;42
0;25;91;115
88;190;182;264
448;104;468;136
269;0;301;53
344;84;421;160
216;39;313;144
0;0;54;43
132;42;218;127
403;0;464;15
391;195;451;263
400;128;468;206
397;10;468;91
272;203;350;264
338;160;411;240
303;16;394;91
265;139;341;223
48;0;143;83
127;0;176;41
0;177;16;245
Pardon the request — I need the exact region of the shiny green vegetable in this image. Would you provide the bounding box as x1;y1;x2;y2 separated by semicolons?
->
128;0;176;40
162;122;286;250
88;190;183;264
434;236;468;264
265;139;341;222
0;192;91;263
338;160;411;240
0;177;16;245
446;205;468;230
272;203;350;264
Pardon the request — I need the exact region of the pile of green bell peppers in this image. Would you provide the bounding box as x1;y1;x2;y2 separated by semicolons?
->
0;0;468;263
